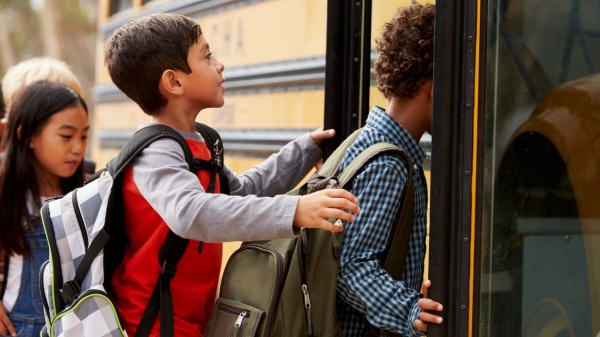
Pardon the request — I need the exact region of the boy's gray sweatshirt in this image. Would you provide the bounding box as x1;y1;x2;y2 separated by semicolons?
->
130;124;321;242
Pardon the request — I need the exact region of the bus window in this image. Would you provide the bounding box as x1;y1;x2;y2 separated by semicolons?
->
480;0;600;336
109;0;133;16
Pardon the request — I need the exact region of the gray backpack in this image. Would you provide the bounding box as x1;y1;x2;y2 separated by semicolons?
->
205;128;415;337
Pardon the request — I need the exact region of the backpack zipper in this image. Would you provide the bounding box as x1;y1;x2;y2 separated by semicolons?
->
297;231;314;336
218;302;251;319
232;244;284;336
72;190;89;249
301;284;313;336
219;303;250;331
41;203;64;313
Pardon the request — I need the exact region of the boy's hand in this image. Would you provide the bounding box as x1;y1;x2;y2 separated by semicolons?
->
414;280;443;333
310;128;335;170
310;127;335;147
294;189;359;232
0;301;16;336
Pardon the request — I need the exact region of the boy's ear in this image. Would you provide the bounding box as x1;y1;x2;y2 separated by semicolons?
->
421;80;433;101
159;69;184;97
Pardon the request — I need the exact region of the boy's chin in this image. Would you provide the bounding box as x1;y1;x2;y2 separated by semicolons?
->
198;100;225;110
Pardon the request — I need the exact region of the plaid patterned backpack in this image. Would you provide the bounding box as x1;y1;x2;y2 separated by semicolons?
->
39;123;228;337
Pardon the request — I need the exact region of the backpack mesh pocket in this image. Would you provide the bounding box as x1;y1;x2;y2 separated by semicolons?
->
205;298;264;337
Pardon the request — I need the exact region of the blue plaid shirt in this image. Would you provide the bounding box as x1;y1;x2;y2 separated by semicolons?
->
336;106;428;337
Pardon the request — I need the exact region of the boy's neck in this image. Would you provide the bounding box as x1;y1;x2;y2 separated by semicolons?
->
385;95;430;142
385;81;433;141
152;104;200;133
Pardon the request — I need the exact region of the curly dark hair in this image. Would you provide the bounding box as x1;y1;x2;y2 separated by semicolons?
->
374;3;435;100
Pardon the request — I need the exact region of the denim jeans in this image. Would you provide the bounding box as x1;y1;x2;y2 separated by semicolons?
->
4;219;48;337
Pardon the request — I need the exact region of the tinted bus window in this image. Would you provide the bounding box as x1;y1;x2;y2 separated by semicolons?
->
480;0;600;336
110;0;133;16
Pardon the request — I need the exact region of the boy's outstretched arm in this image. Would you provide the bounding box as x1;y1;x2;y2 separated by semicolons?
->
294;189;359;232
227;129;327;197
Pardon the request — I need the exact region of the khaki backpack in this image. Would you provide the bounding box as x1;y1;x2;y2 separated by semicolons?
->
205;129;415;337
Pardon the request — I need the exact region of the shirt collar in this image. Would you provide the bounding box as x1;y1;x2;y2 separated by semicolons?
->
364;105;427;166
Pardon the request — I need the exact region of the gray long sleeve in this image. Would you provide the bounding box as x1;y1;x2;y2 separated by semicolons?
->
224;133;321;197
130;127;322;242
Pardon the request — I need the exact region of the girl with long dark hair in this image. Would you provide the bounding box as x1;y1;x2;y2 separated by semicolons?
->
0;81;88;336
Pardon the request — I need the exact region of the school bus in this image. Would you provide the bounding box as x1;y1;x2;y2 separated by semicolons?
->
93;0;432;298
429;0;600;336
94;0;600;336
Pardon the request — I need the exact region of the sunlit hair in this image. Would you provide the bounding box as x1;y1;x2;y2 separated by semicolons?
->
0;85;5;120
0;81;87;256
1;57;83;120
105;13;202;114
374;3;435;100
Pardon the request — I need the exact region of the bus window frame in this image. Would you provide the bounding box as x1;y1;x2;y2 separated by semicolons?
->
428;0;487;336
109;0;134;17
327;0;490;335
322;0;372;159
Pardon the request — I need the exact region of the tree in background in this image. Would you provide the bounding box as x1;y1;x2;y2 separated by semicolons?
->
0;2;96;295
0;0;97;102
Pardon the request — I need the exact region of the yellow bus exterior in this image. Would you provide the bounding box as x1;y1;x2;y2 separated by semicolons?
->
93;0;433;284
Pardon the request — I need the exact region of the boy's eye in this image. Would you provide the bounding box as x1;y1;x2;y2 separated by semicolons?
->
60;135;72;140
205;52;213;59
82;135;89;140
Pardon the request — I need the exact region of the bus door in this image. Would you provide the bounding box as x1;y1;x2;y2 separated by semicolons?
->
430;0;600;336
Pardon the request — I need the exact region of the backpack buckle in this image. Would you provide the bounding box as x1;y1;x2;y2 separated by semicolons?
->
60;280;81;305
212;139;223;170
191;157;203;171
161;260;177;279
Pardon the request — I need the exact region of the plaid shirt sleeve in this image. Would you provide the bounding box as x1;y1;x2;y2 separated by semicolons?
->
337;158;424;336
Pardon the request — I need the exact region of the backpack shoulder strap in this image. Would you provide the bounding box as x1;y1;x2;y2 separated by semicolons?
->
349;144;415;337
317;128;363;178
106;124;193;178
195;122;221;160
338;142;414;279
195;122;230;195
379;149;414;280
101;124;193;337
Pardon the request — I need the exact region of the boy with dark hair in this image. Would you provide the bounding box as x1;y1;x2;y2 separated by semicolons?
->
335;4;443;336
104;13;360;336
